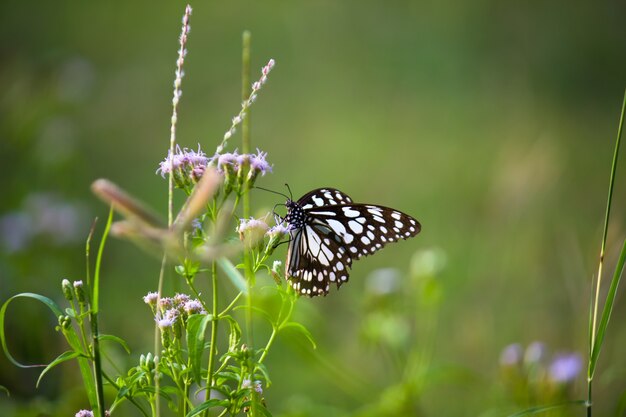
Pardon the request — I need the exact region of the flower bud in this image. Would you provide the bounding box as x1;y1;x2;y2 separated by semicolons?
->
73;281;87;305
62;279;73;301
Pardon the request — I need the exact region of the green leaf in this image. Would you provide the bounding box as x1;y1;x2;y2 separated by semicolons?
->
254;362;272;387
240;401;274;417
218;258;248;294
590;237;626;377
0;293;63;368
36;350;82;388
186;399;229;417
507;400;586;416
98;334;131;354
186;313;214;384
221;315;242;351
280;322;317;350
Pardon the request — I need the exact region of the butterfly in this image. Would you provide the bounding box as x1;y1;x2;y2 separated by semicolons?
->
280;187;421;297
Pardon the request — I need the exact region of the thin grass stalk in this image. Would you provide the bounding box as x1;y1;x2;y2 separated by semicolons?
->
205;260;219;408
240;30;259;417
91;207;113;417
587;89;626;416
154;7;192;417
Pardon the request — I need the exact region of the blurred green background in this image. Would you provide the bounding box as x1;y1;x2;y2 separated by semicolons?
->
1;1;626;416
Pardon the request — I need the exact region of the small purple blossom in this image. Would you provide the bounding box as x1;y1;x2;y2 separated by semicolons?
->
266;223;292;238
156;314;175;330
524;341;547;365
249;149;272;176
156;145;208;178
549;353;582;384
500;343;523;366
238;217;270;248
158;297;174;311
216;151;240;172
174;293;190;306
183;299;206;315
143;292;159;306
75;410;94;417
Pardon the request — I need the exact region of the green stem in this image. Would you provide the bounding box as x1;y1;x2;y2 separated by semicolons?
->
258;327;277;364
588;89;626;417
91;207;113;417
206;261;219;395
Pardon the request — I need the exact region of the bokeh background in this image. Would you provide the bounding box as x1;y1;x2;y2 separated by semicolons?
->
1;1;626;416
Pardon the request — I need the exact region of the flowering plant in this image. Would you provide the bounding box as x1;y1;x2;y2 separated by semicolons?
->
0;6;309;417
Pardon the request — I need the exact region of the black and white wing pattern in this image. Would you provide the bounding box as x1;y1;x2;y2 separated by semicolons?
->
283;188;421;297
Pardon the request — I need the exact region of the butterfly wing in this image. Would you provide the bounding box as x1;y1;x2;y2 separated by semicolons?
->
296;187;353;209
286;194;421;297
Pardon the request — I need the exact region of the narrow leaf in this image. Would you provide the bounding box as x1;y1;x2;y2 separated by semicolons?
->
507;400;586;417
186;399;229;417
590;237;626;376
98;334;131;354
280;322;317;349
218;258;248;294
186;314;214;384
36;350;82;387
0;293;63;368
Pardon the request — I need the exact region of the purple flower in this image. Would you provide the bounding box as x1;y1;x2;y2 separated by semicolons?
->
249;149;272;176
549;353;582;384
266;223;291;238
75;410;94;417
156;314;175;330
238;217;269;248
143;292;159;306
158;297;174;311
156;145;209;178
183;299;206;315
524;341;547;365
500;343;523;366
216;151;240;172
174;293;190;306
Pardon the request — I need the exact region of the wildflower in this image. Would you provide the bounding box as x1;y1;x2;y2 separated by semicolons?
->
524;341;547;365
158;297;174;311
254;380;263;394
500;343;523;367
246;149;272;186
156;145;209;189
143;292;159;306
174;293;190;306
75;410;94;417
238;217;269;249
265;223;291;254
156;314;175;330
549;353;582;384
242;378;251;389
183;299;206;315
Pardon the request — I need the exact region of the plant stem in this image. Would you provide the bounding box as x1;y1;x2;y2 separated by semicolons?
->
91;207;113;417
206;261;219;397
588;89;626;417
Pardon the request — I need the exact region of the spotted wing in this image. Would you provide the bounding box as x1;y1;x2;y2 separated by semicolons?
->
286;221;353;297
287;202;421;297
296;187;353;210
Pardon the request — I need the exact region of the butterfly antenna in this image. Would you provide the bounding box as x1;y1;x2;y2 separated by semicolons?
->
254;186;290;200
284;183;293;200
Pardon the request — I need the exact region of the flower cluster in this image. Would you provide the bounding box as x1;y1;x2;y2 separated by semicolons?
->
157;145;273;195
211;148;272;194
144;292;207;347
156;145;209;190
499;342;583;405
